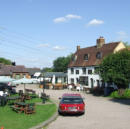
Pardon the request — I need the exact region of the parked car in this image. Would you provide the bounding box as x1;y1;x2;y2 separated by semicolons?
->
0;83;16;94
58;93;85;115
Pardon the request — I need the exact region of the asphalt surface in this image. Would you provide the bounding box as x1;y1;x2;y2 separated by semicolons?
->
45;89;130;129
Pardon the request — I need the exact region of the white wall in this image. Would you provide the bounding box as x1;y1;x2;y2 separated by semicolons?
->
67;66;102;88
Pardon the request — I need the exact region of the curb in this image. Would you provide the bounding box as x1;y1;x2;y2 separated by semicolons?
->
29;112;58;129
29;101;58;129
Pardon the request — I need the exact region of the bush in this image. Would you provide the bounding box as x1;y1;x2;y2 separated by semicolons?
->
110;89;130;99
90;87;104;96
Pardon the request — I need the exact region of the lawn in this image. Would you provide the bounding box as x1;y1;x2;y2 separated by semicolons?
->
0;97;57;129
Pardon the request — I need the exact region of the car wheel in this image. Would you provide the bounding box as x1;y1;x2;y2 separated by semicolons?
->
58;110;62;115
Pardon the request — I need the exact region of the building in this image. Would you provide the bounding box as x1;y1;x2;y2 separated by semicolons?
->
26;68;41;78
67;37;126;88
43;72;67;84
0;64;29;79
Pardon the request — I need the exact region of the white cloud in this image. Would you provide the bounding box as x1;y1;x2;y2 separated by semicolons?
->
37;43;50;48
53;14;82;23
65;14;82;19
87;19;104;26
53;17;67;23
53;46;65;50
117;31;128;40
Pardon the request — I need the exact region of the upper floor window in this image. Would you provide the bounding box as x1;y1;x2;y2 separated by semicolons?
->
72;55;77;62
82;68;86;74
88;70;92;74
84;54;89;61
96;52;102;59
94;67;99;74
71;68;74;74
76;70;79;74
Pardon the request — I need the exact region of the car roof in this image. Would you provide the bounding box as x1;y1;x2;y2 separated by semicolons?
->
62;93;82;98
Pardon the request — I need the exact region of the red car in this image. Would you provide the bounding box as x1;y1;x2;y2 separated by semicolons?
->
58;93;85;115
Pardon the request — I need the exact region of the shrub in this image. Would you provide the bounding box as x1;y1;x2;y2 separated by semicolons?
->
110;89;130;99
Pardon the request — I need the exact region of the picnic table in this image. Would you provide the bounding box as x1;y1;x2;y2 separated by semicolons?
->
7;96;21;100
25;89;36;94
10;102;27;113
7;96;21;105
11;102;35;114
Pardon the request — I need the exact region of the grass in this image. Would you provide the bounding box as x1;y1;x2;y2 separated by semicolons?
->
110;89;130;99
0;96;57;129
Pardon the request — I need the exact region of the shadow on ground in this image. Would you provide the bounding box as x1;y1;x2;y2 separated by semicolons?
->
59;113;84;117
109;98;130;105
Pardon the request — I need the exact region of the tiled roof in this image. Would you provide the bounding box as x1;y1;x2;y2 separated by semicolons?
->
68;42;120;67
27;68;41;75
0;65;28;75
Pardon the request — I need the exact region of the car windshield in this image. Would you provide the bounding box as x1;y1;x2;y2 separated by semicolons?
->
61;97;83;104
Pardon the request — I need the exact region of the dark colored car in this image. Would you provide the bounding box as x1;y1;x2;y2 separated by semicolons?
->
58;93;85;115
0;83;16;94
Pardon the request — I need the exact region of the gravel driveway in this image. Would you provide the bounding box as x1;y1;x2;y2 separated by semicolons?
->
45;89;130;129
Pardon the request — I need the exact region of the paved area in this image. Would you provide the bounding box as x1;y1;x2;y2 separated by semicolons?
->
16;85;130;129
45;89;130;129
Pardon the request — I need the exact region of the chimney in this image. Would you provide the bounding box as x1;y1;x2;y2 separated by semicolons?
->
77;46;80;51
96;36;105;48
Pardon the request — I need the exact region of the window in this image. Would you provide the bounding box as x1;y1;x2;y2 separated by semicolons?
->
71;78;74;84
71;68;74;74
79;76;89;85
94;67;99;74
96;52;102;59
76;70;79;74
72;55;77;61
88;70;92;74
82;68;86;74
55;77;58;83
76;78;79;83
84;54;89;61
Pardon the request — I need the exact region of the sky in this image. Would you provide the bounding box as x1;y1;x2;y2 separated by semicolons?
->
0;0;130;68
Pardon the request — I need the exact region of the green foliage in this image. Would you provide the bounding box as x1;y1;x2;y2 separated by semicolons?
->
0;57;12;65
124;42;130;48
42;67;53;73
53;54;73;72
99;50;130;89
110;89;130;99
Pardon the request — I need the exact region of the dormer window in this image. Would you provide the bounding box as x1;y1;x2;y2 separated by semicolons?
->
72;55;77;62
84;54;89;61
96;52;102;59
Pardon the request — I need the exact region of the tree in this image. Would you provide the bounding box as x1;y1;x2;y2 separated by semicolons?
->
0;57;12;65
42;67;53;73
53;54;73;72
99;49;130;89
124;42;130;48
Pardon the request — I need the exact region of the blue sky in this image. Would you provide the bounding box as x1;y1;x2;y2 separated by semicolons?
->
0;0;130;68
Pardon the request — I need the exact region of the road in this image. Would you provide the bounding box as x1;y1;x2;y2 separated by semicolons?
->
45;89;130;129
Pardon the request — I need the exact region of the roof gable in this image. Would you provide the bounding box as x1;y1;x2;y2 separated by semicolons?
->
68;42;120;67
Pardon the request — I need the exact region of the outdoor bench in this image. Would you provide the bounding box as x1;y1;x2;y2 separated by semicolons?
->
10;105;22;113
24;103;35;114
